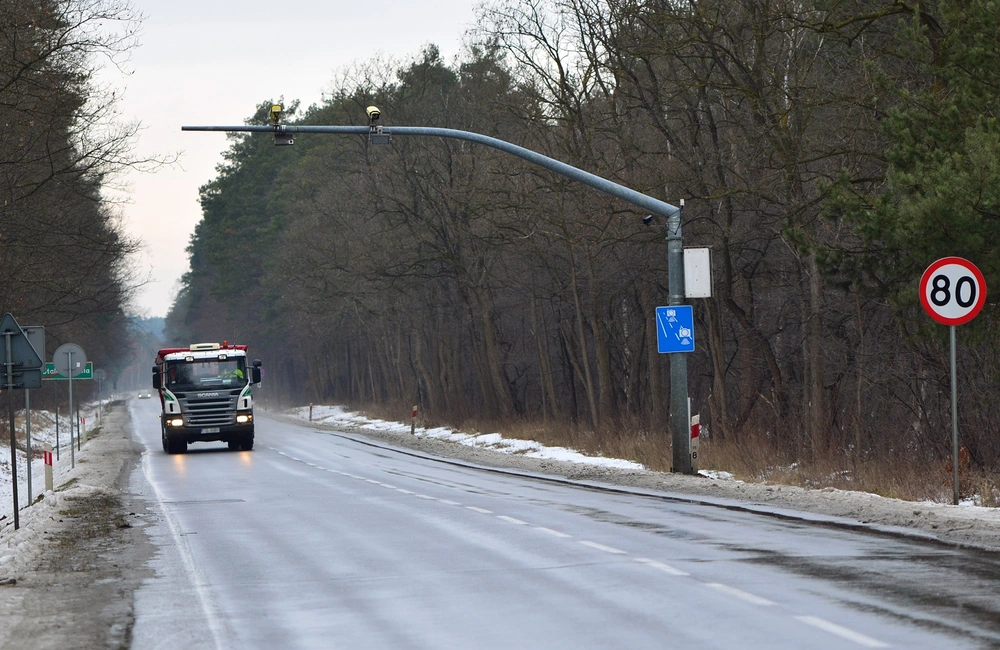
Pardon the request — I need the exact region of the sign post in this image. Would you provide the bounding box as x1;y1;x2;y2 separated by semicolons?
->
919;257;987;505
656;302;695;473
53;343;87;469
22;326;44;507
0;313;44;529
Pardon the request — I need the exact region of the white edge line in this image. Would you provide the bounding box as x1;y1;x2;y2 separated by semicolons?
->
142;452;229;649
705;583;774;606
634;557;689;576
579;540;627;554
795;616;890;648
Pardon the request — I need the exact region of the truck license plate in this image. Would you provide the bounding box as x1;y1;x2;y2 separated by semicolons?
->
201;427;220;434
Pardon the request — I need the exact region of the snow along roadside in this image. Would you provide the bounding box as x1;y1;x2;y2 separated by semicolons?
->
0;401;153;649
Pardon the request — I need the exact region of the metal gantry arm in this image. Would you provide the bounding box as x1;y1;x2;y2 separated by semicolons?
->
182;122;693;474
183;124;681;219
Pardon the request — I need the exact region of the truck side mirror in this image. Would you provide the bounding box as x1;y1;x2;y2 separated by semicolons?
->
251;367;262;384
152;365;161;390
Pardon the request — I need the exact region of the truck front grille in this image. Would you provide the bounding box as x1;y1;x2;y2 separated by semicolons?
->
175;389;242;426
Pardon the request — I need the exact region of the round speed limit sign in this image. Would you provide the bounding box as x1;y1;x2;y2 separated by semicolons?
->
919;257;987;326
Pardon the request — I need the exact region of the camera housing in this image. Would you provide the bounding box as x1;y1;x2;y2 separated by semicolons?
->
366;105;381;125
642;215;654;226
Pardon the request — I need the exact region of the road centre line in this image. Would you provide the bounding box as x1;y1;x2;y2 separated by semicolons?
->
466;506;493;514
415;494;436;500
497;515;528;525
795;616;889;648
579;540;627;554
705;583;775;606
396;488;415;494
535;527;572;538
634;557;688;576
438;499;461;506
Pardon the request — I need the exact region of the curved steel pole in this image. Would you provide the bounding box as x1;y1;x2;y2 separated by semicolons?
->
182;122;692;472
182;125;681;218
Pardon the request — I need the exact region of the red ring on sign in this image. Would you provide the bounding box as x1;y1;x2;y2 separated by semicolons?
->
919;257;987;326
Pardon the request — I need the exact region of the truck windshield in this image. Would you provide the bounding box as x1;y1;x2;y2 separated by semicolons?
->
165;358;247;391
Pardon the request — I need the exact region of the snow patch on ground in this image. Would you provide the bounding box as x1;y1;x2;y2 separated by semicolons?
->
699;469;735;481
0;401;108;529
0;399;122;585
291;405;645;471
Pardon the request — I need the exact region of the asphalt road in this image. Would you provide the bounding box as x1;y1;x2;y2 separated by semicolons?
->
127;400;1000;649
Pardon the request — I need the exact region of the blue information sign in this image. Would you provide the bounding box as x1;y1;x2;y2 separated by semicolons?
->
656;305;695;353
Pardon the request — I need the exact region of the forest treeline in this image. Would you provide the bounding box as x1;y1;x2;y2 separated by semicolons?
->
166;0;1000;479
0;0;145;406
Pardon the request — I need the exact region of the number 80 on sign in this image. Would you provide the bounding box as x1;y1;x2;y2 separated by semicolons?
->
919;257;987;326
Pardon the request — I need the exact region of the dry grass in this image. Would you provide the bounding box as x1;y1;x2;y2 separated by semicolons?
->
698;431;976;503
344;402;998;506
971;474;1000;507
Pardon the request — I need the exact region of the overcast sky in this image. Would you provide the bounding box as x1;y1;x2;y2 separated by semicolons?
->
114;0;478;318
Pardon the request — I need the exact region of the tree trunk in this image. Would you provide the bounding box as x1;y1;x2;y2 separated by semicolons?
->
569;251;600;429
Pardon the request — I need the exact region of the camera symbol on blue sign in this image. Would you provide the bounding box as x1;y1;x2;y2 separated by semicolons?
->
656;305;695;354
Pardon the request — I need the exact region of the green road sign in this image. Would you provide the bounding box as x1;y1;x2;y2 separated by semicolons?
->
42;361;94;380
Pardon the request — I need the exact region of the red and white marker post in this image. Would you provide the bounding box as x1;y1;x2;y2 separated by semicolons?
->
43;443;53;492
690;414;701;472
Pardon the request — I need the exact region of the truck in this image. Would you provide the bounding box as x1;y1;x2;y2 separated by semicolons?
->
152;342;263;454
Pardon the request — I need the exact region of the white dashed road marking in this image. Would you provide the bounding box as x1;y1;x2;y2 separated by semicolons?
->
579;540;627;555
634;557;689;576
272;444;899;647
497;516;528;525
795;616;889;648
705;583;774;606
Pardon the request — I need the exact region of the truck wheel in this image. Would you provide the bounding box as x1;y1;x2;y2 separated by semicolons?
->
161;428;169;453
241;435;254;451
227;440;241;451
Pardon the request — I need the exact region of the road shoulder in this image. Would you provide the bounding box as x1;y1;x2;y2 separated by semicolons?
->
0;402;154;649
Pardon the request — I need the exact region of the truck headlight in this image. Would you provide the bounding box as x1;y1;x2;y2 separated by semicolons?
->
168;418;185;427
236;414;252;424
